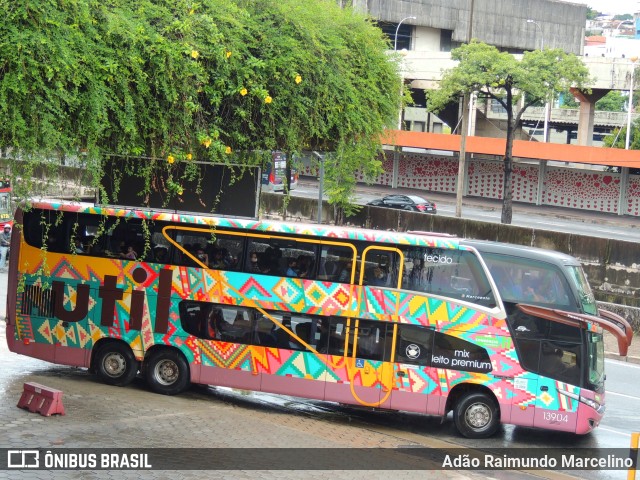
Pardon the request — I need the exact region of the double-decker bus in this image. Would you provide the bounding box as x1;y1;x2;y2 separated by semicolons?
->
5;200;631;438
0;179;12;229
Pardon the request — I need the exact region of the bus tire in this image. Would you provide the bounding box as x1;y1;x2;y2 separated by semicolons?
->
145;349;190;395
453;392;499;439
94;342;139;387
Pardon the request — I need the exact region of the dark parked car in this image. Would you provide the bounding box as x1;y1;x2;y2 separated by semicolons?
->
367;194;437;214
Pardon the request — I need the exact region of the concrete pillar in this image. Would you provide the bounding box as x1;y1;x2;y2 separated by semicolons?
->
618;167;629;216
468;92;477;136
570;88;609;146
536;161;547;205
392;148;400;189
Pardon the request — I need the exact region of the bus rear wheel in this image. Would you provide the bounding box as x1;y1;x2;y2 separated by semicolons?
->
453;392;499;439
95;342;138;387
145;350;189;395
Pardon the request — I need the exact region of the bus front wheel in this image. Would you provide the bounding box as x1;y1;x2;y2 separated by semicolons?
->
145;349;189;395
95;342;139;387
453;392;499;439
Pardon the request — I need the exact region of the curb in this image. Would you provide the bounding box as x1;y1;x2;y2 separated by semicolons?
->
605;351;640;365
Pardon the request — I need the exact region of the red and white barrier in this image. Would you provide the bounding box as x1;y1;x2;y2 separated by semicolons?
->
17;382;65;417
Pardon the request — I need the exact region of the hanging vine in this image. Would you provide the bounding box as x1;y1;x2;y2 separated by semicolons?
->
0;0;401;241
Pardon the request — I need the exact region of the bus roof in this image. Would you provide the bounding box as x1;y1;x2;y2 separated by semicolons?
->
459;239;583;267
24;200;465;251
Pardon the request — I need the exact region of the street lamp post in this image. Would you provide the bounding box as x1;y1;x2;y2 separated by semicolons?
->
527;19;549;142
626;57;638;150
392;16;416;189
394;16;416;51
394;16;416;129
526;19;543;50
455;0;474;218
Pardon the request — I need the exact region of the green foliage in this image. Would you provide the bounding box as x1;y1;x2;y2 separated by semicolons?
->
428;42;590;115
586;7;599;20
323;140;383;221
603;117;640;149
560;90;629;112
596;91;627;112
0;0;400;216
560;93;579;108
426;41;590;224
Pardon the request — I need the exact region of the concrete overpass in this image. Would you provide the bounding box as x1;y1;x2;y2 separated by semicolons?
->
401;53;639;146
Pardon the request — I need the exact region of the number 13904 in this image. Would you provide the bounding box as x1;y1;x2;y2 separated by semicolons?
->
543;412;568;423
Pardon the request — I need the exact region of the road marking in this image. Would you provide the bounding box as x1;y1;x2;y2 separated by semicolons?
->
597;425;632;438
607;359;640;369
607;391;640;401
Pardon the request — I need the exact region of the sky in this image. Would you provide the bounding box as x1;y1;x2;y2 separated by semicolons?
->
569;0;640;15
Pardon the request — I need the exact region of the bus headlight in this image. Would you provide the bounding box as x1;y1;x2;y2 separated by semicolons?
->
559;389;601;411
579;395;600;410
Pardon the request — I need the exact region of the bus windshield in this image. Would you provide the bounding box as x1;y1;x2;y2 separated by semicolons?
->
587;331;605;389
566;265;598;315
480;252;574;310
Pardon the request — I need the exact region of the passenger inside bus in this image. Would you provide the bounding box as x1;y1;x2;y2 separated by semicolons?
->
210;248;226;269
290;322;312;350
286;258;298;277
153;246;168;263
274;316;294;348
207;308;224;340
296;255;312;278
366;265;388;286
120;245;137;260
74;238;85;254
193;246;209;267
337;259;353;283
247;251;260;272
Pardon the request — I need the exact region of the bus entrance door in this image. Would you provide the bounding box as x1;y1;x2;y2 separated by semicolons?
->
326;317;394;409
345;247;402;408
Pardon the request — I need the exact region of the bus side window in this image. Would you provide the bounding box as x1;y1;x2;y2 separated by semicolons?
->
393;324;434;365
355;320;389;361
214;307;255;343
179;302;206;338
319;317;347;355
538;341;581;385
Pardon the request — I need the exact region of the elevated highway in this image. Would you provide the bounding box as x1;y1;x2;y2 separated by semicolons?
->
401;52;639;143
403;52;636;93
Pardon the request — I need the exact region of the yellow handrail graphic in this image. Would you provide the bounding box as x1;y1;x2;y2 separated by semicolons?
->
161;224;403;408
629;432;639;480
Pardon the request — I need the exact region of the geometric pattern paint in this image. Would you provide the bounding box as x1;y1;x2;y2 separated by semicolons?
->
10;200;592;432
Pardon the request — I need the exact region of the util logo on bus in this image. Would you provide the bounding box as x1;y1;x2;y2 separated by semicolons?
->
51;268;173;335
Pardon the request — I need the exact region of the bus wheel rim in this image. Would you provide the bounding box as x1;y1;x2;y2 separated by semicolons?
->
103;352;126;377
154;359;179;386
466;402;491;429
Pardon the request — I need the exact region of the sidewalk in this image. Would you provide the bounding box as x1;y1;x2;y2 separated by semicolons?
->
604;330;640;365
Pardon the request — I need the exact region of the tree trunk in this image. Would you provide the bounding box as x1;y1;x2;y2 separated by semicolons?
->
280;152;292;221
334;205;344;226
501;107;515;224
284;152;291;195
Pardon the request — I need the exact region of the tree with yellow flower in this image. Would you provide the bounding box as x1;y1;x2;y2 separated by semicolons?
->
1;0;401;221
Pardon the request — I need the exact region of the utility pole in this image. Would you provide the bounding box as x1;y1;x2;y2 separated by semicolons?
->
456;0;474;218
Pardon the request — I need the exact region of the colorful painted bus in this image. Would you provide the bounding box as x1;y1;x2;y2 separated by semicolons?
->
261;151;298;192
0;179;13;230
5;200;631;438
